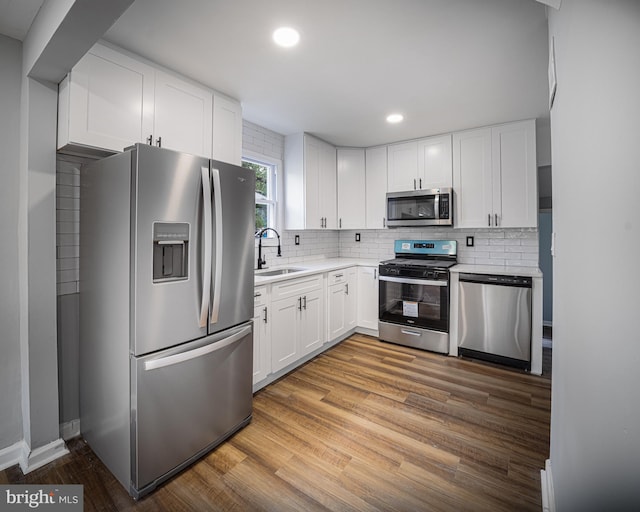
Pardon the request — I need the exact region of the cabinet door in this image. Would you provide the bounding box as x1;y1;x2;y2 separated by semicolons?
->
271;296;300;372
63;44;154;153
453;127;493;228
303;135;322;229
327;283;346;340
153;70;213;159
252;304;270;385
365;146;388;229
300;289;324;356
417;134;453;189
357;266;379;330
387;141;418;192
345;268;358;331
492;120;537;228
337;148;366;229
212;93;243;165
319;140;338;229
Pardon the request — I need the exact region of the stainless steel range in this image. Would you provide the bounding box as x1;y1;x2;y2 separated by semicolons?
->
378;240;457;353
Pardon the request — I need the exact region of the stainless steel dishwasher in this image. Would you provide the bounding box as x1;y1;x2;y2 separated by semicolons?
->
458;273;532;370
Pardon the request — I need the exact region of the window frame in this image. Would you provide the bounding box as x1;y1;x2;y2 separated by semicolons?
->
243;151;283;238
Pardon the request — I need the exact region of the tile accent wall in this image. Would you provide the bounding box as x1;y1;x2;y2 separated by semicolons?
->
56;154;91;295
243;119;284;161
339;227;539;266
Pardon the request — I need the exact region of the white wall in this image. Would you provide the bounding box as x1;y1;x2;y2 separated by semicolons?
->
548;1;640;510
0;34;24;449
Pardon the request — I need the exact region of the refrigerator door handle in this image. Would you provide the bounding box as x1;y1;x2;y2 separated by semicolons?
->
199;166;212;328
144;324;252;371
210;167;223;325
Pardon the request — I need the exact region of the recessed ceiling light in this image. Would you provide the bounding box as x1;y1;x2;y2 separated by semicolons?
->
273;27;300;48
386;113;404;124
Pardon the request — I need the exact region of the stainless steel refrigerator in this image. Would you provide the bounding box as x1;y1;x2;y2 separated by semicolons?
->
79;144;255;498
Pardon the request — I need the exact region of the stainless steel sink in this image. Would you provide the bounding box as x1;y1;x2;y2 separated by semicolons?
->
255;267;306;277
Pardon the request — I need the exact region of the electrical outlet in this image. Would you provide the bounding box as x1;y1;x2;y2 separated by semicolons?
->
355;233;361;242
466;236;474;247
294;235;300;245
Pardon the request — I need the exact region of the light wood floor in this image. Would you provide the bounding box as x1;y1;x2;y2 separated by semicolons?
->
2;334;551;511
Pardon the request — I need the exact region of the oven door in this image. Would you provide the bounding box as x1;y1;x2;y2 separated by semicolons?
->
379;275;449;331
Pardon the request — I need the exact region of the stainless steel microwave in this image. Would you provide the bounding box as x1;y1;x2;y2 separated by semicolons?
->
386;188;453;227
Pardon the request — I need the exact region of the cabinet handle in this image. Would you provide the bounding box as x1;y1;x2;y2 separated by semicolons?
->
345;284;349;295
263;306;268;323
146;135;153;145
419;178;422;189
383;218;386;228
335;273;343;278
303;295;307;310
488;213;491;227
495;213;499;227
374;269;377;279
339;218;342;228
298;297;302;311
254;292;261;298
413;178;417;190
156;136;162;148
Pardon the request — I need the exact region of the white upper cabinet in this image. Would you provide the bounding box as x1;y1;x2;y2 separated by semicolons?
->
453;127;493;228
153;70;212;158
337;148;366;229
491;120;537;228
57;43;155;155
453;120;536;228
58;43;242;163
212;93;243;165
365;146;387;229
285;133;337;230
387;135;452;192
387;140;418;192
417;134;453;189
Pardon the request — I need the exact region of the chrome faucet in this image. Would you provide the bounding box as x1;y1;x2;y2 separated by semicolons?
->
255;227;281;270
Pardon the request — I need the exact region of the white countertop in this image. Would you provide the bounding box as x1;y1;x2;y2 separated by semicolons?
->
254;257;381;285
450;264;542;278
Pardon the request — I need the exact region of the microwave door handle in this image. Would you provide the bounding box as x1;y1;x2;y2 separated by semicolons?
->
199;166;212;328
210;167;223;325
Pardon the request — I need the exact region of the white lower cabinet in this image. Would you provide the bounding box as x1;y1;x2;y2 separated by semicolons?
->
255;264;376;389
357;266;379;331
270;274;325;374
327;268;357;341
252;286;271;385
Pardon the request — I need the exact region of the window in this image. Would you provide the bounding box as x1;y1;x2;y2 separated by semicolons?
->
242;156;279;234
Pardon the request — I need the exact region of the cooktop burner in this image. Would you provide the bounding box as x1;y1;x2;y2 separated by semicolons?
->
380;258;457;269
380;240;458;271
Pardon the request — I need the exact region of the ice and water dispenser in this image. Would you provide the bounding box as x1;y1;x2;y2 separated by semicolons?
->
152;222;189;283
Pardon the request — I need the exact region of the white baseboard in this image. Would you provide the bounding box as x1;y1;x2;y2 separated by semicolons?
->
0;440;27;472
355;327;379;337
19;438;69;474
541;458;556;512
0;438;69;474
60;419;81;441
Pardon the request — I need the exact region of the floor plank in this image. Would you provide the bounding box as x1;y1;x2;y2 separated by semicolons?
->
0;334;551;511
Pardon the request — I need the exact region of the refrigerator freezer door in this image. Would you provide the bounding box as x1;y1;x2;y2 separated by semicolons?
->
131;321;253;496
132;145;209;355
209;160;256;335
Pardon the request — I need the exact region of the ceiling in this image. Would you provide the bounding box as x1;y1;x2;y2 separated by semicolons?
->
2;0;551;148
0;0;44;41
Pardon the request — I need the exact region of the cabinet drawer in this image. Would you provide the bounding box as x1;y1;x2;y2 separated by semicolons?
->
271;274;322;302
254;286;268;307
327;269;349;286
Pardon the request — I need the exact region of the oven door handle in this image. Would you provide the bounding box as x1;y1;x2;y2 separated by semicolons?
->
379;275;447;287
